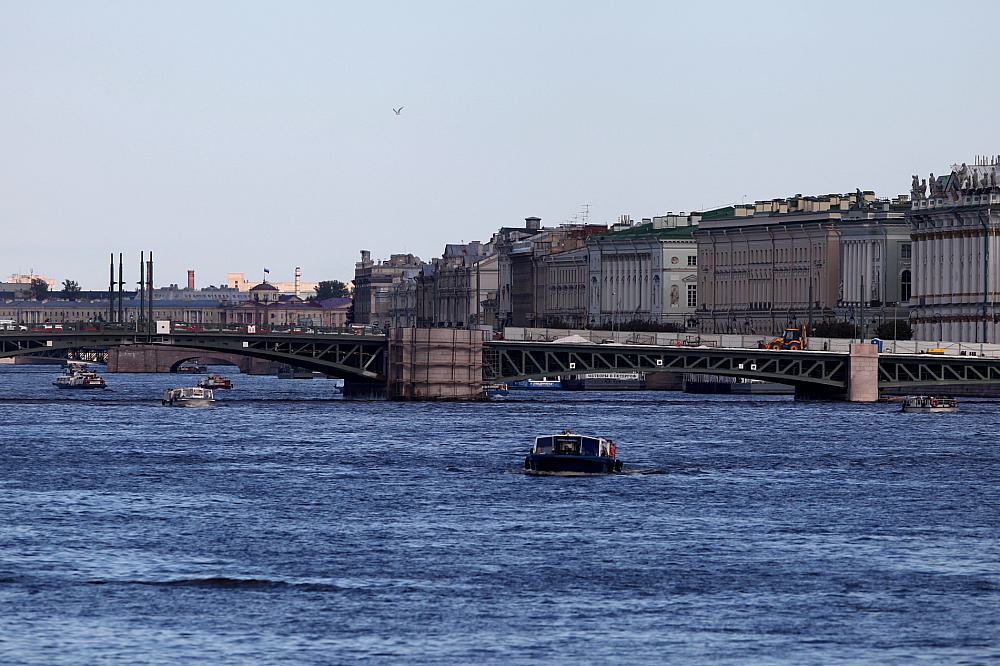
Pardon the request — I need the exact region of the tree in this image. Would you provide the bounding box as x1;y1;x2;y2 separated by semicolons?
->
812;320;856;338
875;319;913;340
314;280;349;300
28;278;49;301
61;279;81;300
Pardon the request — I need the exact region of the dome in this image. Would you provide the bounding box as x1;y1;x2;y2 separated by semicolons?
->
249;282;279;292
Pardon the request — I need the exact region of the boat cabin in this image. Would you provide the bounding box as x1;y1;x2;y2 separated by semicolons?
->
532;433;614;458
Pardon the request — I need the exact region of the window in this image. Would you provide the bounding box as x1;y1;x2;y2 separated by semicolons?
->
900;270;911;302
687;284;697;308
687;255;697;266
901;243;912;260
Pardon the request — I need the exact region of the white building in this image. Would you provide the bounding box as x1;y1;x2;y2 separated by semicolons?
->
908;157;1000;342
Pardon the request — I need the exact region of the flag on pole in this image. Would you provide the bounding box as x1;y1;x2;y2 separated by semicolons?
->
264;268;270;274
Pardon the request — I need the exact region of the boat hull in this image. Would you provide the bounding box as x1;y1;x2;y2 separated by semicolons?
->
901;406;957;413
524;454;622;475
53;383;106;389
162;398;215;408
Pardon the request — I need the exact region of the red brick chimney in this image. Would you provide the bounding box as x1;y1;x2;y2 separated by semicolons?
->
187;270;195;290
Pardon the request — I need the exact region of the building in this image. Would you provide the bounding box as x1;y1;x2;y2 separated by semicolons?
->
695;191;909;335
586;213;700;329
908;157;1000;342
226;270;320;299
412;242;499;328
837;196;912;329
352;251;425;327
495;217;607;328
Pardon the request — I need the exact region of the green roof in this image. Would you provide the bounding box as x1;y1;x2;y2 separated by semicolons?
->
698;206;735;221
592;223;697;241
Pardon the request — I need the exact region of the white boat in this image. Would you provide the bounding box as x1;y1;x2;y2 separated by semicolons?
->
53;363;106;389
509;377;562;390
162;387;215;407
900;395;957;413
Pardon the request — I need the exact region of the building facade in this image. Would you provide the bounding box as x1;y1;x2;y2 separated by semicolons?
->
352;251;425;327
695;191;911;335
908;158;1000;342
586;214;700;328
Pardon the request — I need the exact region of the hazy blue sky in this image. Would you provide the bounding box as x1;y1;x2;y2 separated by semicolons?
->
2;1;998;289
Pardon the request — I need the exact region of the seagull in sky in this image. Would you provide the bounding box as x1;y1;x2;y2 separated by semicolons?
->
393;106;404;115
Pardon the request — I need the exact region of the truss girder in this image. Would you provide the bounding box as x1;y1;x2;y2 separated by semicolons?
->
0;332;387;381
484;342;848;389
878;357;1000;387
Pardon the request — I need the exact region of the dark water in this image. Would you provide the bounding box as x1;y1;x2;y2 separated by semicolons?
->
1;364;998;665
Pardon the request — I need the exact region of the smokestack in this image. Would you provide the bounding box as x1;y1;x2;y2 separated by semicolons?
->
294;266;301;298
187;270;195;290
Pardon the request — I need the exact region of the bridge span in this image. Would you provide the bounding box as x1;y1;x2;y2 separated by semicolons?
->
4;328;1000;400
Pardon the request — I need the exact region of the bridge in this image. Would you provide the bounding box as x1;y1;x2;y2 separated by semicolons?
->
0;331;387;392
5;328;1000;400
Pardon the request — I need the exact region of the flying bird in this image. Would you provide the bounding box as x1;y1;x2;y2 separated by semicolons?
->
393;106;404;115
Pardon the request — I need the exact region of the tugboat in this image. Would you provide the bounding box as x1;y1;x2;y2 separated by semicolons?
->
198;374;233;390
900;395;958;413
162;387;215;407
52;363;107;389
524;430;623;475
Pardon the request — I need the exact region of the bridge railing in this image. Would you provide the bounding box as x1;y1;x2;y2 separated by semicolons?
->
502;327;1000;358
0;321;385;337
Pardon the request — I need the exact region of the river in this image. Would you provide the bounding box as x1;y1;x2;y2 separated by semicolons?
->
1;365;997;664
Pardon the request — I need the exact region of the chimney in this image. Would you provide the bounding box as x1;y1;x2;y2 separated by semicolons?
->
525;216;541;231
361;249;372;263
187;270;195;290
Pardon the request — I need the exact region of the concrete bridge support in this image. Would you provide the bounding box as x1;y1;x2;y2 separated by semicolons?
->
388;328;485;400
847;343;879;402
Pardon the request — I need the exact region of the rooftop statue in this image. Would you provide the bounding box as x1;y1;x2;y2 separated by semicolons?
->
911;175;925;200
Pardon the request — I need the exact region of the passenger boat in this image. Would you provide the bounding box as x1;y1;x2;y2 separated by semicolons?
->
481;383;510;398
162;387;215;407
509;377;562;390
175;363;208;374
900;395;958;413
52;363;107;389
562;372;646;391
198;374;233;390
524;431;623;475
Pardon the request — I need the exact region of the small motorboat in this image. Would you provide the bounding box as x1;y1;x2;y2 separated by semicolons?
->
482;383;510;398
162;387;215;407
524;431;623;475
53;363;107;389
175;363;208;374
900;395;958;413
198;374;233;390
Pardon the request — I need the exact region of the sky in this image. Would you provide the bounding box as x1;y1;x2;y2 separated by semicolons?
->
2;0;999;290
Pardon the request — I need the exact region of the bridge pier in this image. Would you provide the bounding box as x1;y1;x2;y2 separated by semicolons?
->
388;328;486;400
847;343;879;402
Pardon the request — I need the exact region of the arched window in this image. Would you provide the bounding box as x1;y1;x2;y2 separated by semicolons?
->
900;270;912;303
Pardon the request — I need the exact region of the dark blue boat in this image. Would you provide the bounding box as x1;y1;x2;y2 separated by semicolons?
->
524;431;623;475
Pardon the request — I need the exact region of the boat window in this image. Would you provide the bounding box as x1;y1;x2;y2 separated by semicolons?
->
580;438;600;456
553;436;579;454
534;437;554;454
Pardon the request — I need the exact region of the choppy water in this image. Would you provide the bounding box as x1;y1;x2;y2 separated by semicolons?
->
0;364;998;664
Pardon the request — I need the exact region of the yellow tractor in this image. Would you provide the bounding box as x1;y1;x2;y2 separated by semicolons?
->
766;326;808;350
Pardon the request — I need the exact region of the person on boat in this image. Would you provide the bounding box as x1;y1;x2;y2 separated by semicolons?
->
608;439;616;459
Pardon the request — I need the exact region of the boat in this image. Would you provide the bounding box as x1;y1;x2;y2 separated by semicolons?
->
509;377;562;390
175;362;208;374
524;431;623;475
198;374;233;389
562;372;646;391
52;363;107;389
162;387;215;407
481;383;510;398
900;395;958;413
